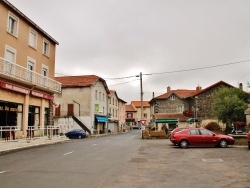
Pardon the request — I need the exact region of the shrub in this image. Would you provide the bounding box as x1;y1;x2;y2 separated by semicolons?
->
205;122;220;131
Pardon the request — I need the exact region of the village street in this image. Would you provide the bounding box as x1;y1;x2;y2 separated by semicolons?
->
0;130;249;188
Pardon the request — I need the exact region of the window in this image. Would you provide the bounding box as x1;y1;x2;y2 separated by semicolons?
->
8;13;19;36
170;95;175;100
42;65;48;86
95;90;97;100
29;29;37;48
99;92;101;101
177;106;184;113
189;129;200;135
4;45;16;75
143;113;147;118
127;113;133;118
44;108;49;125
200;129;213;136
27;57;36;82
43;39;50;56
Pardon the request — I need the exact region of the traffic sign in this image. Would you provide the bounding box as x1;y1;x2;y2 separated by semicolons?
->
141;120;146;125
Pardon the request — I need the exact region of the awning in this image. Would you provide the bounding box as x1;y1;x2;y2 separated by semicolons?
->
95;116;108;122
155;119;178;124
186;118;199;122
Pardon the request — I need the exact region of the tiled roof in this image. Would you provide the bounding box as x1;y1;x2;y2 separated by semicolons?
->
55;75;101;87
193;80;235;96
125;104;137;112
156;90;196;99
154;113;189;122
131;101;150;107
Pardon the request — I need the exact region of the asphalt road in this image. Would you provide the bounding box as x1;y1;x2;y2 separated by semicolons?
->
0;130;249;188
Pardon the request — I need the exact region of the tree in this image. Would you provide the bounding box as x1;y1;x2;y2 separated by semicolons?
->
212;87;249;133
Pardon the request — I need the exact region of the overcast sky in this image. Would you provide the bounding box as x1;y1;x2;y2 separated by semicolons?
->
8;0;250;103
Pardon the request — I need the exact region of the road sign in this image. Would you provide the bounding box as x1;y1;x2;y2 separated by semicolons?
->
141;120;146;126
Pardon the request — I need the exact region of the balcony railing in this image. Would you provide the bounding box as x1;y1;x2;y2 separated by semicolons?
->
0;57;61;93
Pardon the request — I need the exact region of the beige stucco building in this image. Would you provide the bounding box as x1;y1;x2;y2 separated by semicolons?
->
0;0;60;139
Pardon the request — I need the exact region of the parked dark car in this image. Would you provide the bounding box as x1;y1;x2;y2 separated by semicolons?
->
65;129;86;139
247;131;250;150
171;127;235;148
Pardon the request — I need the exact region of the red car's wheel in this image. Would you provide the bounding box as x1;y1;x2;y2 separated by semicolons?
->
179;140;188;148
248;143;250;150
219;139;228;148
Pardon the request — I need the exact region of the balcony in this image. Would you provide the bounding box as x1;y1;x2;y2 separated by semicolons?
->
0;57;61;93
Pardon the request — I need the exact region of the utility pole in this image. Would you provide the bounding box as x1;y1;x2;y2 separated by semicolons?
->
140;72;143;123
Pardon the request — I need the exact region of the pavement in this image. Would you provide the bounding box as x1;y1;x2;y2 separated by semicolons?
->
0;136;70;154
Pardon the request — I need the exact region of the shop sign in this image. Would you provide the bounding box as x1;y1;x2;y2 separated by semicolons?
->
0;81;53;99
31;91;53;100
0;81;29;94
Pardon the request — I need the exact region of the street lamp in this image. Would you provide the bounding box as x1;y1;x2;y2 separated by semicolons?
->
73;100;80;116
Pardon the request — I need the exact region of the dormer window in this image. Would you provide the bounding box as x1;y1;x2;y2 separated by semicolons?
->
170;95;175;100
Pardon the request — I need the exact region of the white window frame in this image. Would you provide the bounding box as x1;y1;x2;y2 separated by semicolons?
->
7;12;19;37
29;28;37;49
177;106;184;113
4;45;16;75
170;95;175;100
42;64;49;86
27;57;36;82
43;39;50;56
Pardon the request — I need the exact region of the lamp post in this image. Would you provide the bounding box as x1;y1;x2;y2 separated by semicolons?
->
73;100;80;116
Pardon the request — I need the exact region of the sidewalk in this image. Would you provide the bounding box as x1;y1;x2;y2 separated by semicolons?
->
0;136;70;154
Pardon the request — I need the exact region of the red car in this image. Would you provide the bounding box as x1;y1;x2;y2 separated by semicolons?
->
171;128;235;148
247;131;250;150
170;127;189;142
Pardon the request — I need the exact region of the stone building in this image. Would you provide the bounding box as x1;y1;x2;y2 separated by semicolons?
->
150;81;236;130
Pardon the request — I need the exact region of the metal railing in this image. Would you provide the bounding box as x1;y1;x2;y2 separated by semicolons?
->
0;57;61;93
0;126;21;142
0;126;61;142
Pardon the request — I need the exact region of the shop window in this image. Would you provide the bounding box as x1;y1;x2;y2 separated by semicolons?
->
28;106;40;128
44;108;49;125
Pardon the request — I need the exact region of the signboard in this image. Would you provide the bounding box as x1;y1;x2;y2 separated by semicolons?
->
141;119;146;126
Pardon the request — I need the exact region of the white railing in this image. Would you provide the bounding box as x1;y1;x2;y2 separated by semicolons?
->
0;126;21;141
26;126;61;139
0;57;61;93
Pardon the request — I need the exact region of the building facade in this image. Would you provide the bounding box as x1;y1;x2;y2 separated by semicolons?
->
0;0;60;139
53;75;110;135
149;81;238;130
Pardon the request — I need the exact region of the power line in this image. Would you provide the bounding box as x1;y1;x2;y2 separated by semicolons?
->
144;60;250;76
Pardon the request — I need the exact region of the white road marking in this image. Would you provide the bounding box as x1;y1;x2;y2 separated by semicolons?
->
63;151;74;156
92;144;97;146
0;171;6;174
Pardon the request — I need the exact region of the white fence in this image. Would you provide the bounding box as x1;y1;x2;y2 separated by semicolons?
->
0;126;61;142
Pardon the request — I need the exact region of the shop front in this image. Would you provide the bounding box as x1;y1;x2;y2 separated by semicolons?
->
0;80;54;140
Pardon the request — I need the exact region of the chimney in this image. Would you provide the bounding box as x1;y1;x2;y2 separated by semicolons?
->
196;85;202;93
239;83;243;90
167;86;171;92
152;92;155;98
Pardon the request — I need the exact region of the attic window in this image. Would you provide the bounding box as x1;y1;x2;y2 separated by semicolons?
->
170;95;175;100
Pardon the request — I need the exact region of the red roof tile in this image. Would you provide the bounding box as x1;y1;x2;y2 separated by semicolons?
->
131;101;150;107
125;104;137;112
156;89;196;99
